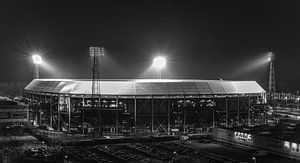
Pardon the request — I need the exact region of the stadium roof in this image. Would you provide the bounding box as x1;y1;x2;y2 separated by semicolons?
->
24;79;265;96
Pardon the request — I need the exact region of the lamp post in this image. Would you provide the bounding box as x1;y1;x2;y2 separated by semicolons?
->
32;54;42;79
153;56;166;79
296;97;300;109
104;145;109;160
296;91;299;109
284;96;288;106
40;111;43;126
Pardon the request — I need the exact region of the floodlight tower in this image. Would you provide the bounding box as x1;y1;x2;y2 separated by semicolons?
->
89;46;104;133
89;47;104;108
153;56;166;79
268;52;275;95
32;54;42;79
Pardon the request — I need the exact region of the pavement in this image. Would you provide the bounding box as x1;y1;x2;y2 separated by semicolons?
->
0;135;38;143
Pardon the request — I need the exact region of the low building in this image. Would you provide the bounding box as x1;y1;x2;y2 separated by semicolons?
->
213;125;300;160
0;97;29;126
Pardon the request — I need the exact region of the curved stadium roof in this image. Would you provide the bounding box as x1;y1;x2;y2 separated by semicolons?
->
24;79;265;96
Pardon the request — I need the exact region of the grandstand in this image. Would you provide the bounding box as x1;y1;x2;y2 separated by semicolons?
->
24;79;266;135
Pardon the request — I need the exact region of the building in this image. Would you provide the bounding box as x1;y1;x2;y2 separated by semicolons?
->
24;79;266;135
213;126;300;160
0;97;29;126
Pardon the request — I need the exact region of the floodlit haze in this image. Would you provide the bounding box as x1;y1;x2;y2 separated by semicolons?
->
0;0;299;91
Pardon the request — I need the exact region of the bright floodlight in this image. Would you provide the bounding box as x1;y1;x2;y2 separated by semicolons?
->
268;52;273;62
153;56;166;69
32;55;42;64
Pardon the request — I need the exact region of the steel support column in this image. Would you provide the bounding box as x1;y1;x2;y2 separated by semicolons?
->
98;97;101;133
116;110;118;135
225;97;228;127
237;96;240;126
57;96;60;131
213;97;215;127
116;97;119;135
167;97;170;135
50;103;53;128
151;96;154;133
134;97;137;134
82;97;85;124
183;96;186;134
67;97;71;133
248;96;251;126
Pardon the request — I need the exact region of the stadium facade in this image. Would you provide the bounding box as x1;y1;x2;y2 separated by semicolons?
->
24;79;266;135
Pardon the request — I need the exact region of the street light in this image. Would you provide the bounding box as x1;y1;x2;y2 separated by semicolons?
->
296;97;300;109
284;96;288;106
32;54;42;79
252;156;256;163
153;56;166;79
104;145;109;160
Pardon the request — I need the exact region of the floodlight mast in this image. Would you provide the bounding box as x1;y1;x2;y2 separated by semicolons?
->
267;52;276;105
89;46;104;133
32;54;42;79
34;64;39;79
268;52;275;94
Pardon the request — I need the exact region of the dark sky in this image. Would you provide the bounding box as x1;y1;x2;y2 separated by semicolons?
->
0;0;299;92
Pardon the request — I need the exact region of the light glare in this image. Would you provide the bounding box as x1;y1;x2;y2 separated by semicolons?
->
268;52;273;62
153;56;166;69
32;55;42;64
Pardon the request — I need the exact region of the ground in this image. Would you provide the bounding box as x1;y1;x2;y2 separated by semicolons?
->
1;132;299;162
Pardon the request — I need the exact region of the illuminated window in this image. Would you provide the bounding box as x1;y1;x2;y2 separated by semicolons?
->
291;143;297;152
284;141;290;150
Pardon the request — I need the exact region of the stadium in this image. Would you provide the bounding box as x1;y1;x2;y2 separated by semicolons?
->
24;79;266;136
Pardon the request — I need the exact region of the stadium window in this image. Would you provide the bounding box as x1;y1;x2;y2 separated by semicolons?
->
284;141;290;151
291;143;297;152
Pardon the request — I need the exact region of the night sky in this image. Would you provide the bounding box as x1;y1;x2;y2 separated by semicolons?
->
0;0;300;92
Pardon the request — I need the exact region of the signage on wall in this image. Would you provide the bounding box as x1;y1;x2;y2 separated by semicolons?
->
234;131;252;141
284;141;299;152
